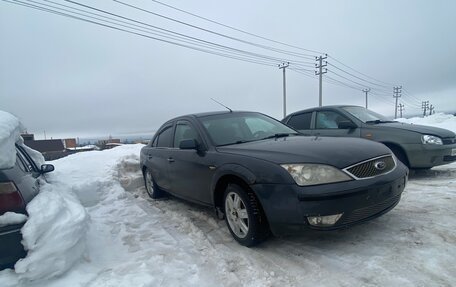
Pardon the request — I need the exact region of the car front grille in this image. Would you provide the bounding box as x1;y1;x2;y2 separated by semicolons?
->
442;137;456;145
344;155;395;179
338;194;401;225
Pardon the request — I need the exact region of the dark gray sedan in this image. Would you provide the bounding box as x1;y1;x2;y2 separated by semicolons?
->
283;106;456;169
140;111;408;246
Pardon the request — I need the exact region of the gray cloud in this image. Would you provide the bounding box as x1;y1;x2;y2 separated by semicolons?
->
1;0;455;139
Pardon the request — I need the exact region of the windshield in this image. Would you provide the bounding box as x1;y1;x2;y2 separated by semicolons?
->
199;112;297;146
342;106;391;123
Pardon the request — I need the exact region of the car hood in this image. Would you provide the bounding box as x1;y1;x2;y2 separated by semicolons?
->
216;136;391;169
373;122;455;138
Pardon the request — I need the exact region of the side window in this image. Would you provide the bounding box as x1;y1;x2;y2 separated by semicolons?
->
16;148;33;173
150;136;158;147
174;121;201;148
174;122;202;148
287;113;312;130
156;126;173;148
16;150;31;173
316;111;350;129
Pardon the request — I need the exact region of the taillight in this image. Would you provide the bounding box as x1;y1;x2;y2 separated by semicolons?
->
0;182;26;214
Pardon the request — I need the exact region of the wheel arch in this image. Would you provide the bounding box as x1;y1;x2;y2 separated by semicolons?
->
211;164;256;210
381;142;410;167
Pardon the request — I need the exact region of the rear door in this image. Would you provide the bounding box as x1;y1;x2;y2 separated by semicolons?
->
144;124;174;191
284;112;313;135
312;110;361;137
167;120;214;204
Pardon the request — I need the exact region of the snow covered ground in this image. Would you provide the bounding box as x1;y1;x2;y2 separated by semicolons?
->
1;114;455;287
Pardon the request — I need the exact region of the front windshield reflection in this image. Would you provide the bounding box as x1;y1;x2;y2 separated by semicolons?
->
200;113;297;146
342;106;392;123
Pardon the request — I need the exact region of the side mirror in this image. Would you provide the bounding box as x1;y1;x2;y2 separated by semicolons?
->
40;164;55;174
179;139;198;150
338;121;357;129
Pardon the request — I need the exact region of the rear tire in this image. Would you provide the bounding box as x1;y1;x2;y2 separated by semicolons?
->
143;168;165;199
223;183;270;246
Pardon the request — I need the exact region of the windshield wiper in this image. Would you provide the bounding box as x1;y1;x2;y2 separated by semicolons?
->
365;120;397;124
261;133;297;140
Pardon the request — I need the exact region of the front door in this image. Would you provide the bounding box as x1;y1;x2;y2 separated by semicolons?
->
311;110;361;137
167;120;214;204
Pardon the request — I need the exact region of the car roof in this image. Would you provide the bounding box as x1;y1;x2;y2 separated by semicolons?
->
171;110;258;121
286;105;362;117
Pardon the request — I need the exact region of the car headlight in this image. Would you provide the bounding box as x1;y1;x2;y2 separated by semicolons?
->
281;164;352;186
421;135;443;145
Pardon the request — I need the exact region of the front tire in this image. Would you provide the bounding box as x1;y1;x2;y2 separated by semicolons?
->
223;184;270;246
143;168;165;199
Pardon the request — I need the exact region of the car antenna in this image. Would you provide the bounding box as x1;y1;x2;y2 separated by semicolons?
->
211;98;232;112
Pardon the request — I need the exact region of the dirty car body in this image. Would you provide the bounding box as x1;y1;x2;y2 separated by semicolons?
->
140;111;408;245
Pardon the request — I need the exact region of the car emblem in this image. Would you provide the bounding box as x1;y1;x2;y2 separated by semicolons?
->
374;161;386;170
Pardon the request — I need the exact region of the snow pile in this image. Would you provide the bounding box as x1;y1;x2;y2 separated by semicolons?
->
397;112;456;133
0;111;22;169
14;184;89;281
0;110;87;282
0;212;27;227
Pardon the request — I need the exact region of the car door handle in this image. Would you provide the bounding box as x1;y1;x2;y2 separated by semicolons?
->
167;157;175;163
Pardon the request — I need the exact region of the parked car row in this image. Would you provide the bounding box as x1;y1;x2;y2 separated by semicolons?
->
140;110;413;246
3;105;454;264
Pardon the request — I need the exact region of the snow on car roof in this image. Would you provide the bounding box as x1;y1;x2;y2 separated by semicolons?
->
0;110;22;169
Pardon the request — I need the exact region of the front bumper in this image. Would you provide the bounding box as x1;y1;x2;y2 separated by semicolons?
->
404;143;456;168
251;163;408;236
0;223;26;270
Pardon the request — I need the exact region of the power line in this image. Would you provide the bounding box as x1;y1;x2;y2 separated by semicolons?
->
6;0;282;67
12;0;309;67
146;0;398;96
3;0;413;112
327;55;396;86
147;0;325;56
62;0;304;65
327;68;370;89
113;0;319;62
327;62;391;89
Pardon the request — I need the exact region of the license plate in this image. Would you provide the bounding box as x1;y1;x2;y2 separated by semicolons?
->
452;148;456;156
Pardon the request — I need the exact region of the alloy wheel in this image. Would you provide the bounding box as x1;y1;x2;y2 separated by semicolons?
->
225;191;249;239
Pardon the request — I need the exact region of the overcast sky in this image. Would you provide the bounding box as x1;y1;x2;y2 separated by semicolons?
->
1;0;455;140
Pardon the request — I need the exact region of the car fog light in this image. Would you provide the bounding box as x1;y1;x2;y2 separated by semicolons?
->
307;213;343;227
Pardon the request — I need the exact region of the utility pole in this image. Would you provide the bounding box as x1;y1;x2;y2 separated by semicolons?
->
398;103;405;118
315;54;327;107
278;62;289;118
362;88;371;109
393;86;402;119
429;104;434;115
422;101;429;117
